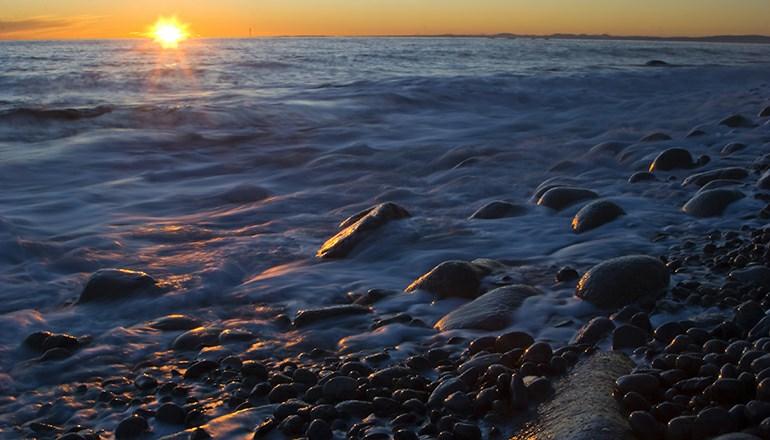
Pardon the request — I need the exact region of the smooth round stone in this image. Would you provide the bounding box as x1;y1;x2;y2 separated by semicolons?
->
524;377;552;401
641;132;672;142
629;171;656;183
612;324;649;350
453;422;481;440
78;268;159;303
758;378;770;401
628;410;661;440
322;376;357;402
555;266;579;282
521;342;552;364
510;374;528;410
721;143;747;156
708;378;749;404
623;391;651;412
405;261;482;299
573;317;614;345
730;266;770;288
571;200;625;233
306;418;333;440
576;255;670;309
184;360;218;379
443;392;472;413
666;415;695;440
114;415;149;439
649;148;695;172
172;327;221;351
469;201;526;220
537;186;598;211
682;189;745;218
156;403;186;425
693;406;730;438
134;374;157;391
683;167;749;187
269;383;299;403
616;374;660;399
316;202;410;259
495;331;534;353
720;114;756;128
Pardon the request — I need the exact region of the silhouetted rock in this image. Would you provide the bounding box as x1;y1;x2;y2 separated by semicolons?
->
649;148;695;172
537;187;598;211
572;200;625;233
720;114;756;128
148;314;202;331
434;285;541;331
469;201;526;219
294;305;370;327
682;189;744;218
645;60;670;67
405;260;483;298
576;255;670;309
317;202;410;259
721;143;747;156
78;269;160;303
758;171;770;190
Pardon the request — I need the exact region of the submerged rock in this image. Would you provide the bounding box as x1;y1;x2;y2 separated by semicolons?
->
469;201;526;219
649;148;695;172
576;255;670;309
687;128;706;138
172;327;221;351
758;171;770;190
682;167;749;187
682;189;744;218
628;172;656;183
78;269;160;303
645;60;670;67
405;260;483;299
293;305;370;327
641;132;672;142
149;315;202;331
719;114;756;128
434;285;541;331
571;200;625;233
721;143;747;156
761;106;770;118
537;187;598;211
511;352;634;440
316;202;410;259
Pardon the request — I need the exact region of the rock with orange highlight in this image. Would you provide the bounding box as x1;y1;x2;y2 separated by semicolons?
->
78;268;161;303
576;255;669;309
572;200;625;233
316;202;410;259
405;260;485;299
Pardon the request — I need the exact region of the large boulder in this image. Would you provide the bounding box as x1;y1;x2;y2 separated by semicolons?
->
434;285;541;331
648;148;695;172
78;269;160;303
571;200;625;233
576;255;669;309
317;202;409;259
682;167;749;187
469;201;526;220
405;260;484;299
537;187;598;211
511;352;634;440
682;189;744;218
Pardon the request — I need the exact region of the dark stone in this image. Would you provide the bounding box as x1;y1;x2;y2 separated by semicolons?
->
78;269;160;303
575;255;670;309
707;378;748;404
666;415;695;440
470;201;526;219
269;383;298;403
628;172;656;183
719;114;756;128
758;171;770;190
156;403;186;425
682;189;744;218
322;376;357;402
574;317;614;345
184;360;218;380
306;419;333;440
510;373;528;410
572;200;625;233
612;324;649;350
114;415;149;439
335;400;374;418
521;342;552;364
434;285;540;331
616;374;660;400
736;300;765;330
537;187;598;211
405;260;483;299
641;132;672;142
317;202;410;258
134;374;157;391
496;331;534;352
730;266;770;288
293;305;370;327
683;167;749;187
172;327;220;351
645;60;670;67
761;106;770;118
654;322;684;343
148;314;202;331
555;267;579;282
722;143;748;156
453;422;481;440
649;148;695;172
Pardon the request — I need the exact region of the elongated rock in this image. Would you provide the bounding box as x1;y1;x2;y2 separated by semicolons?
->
682;167;749;187
576;255;669;309
78;269;160;303
537;187;598;211
317;202;409;259
434;285;541;331
682;189;744;218
512;352;634;440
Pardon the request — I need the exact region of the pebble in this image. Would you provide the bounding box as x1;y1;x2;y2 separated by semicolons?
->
114;415;149;439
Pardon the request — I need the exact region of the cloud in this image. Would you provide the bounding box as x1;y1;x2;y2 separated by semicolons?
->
0;16;100;37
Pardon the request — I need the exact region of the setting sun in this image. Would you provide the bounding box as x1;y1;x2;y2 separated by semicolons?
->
148;16;190;49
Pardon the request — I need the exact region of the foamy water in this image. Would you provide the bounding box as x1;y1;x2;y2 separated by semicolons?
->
1;37;770;432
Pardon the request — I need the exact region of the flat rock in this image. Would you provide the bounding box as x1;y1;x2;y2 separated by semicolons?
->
649;148;695;172
512;352;634;440
682;167;749;187
434;285;541;331
317;202;409;259
469;201;526;219
149;315;203;331
405;260;484;299
719;114;756;128
294;304;371;327
576;255;670;309
537;187;598;211
78;269;160;303
682;189;744;218
572;200;625;233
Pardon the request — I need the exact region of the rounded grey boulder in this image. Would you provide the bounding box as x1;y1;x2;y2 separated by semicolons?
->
469;201;526;220
405;260;482;299
537;187;598;211
648;148;695;172
572;200;625;233
682;189;744;218
576;255;670;309
78;269;160;303
434;285;541;331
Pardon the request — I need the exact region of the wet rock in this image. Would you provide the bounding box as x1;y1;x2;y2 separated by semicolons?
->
496;331;535;352
697;179;744;192
730;266;770;288
537;187;598;211
572;200;625;233
575;255;670;309
628;410;662;440
555;266;579;282
134;374;158;391
269;383;298;403
428;378;467;407
574;317;614;345
306;419;333;440
39;347;73;362
641;132;672;142
722;143;747;156
522;342;553;364
683;167;749;187
628;171;656;183
612;324;649;350
687;129;706;138
512;352;634;440
469;201;526;219
78;269;160;303
184;360;218;379
156;403;187;425
720;114;756;128
434;285;540;331
149;315;203;331
115;415;149;439
682;189;744;218
405;260;483;299
317;202;409;259
172;327;221;351
649;148;695;172
335;400;374;418
293;305;370;327
735;300;765;330
758;171;770;190
323;376;357;402
645;60;670;67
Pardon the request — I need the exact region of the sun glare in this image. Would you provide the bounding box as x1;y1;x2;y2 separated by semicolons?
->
148;16;190;49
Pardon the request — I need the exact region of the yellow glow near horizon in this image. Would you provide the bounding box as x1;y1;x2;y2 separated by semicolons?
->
148;16;189;48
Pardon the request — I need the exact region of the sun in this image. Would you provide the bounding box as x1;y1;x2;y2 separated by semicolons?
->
148;16;190;49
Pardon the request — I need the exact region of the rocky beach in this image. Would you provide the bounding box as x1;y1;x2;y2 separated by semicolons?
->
1;38;770;439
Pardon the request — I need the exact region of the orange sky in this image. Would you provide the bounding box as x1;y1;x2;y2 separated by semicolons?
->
1;0;769;39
